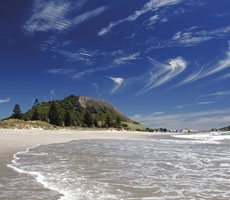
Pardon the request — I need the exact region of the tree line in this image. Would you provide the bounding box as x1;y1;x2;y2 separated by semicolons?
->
10;99;122;128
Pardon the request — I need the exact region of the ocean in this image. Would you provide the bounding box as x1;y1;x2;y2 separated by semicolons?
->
1;132;230;200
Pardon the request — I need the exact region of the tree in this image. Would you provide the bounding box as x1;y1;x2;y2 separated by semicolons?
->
105;116;112;127
116;116;121;128
12;104;23;119
31;107;39;121
83;111;93;127
33;98;39;107
64;111;72;126
48;101;61;126
93;118;98;128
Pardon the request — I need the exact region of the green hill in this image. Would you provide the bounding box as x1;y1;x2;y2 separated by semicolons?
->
18;95;143;130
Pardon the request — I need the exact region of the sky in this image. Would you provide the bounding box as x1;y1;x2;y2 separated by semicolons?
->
0;0;229;130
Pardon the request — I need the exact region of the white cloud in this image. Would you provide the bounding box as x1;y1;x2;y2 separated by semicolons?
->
73;68;101;79
197;101;214;105
172;26;230;46
148;14;160;25
107;77;124;94
131;108;230;130
0;98;11;104
24;0;72;33
139;57;187;94
172;31;212;46
56;49;100;65
73;6;107;27
113;53;140;65
202;90;230;97
180;42;230;85
50;90;55;96
47;68;73;75
24;0;107;33
218;73;230;80
98;0;182;36
151;112;165;115
72;51;141;79
174;104;185;109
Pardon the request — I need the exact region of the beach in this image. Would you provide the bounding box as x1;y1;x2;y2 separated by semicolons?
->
0;128;150;199
0;128;149;170
1;129;230;200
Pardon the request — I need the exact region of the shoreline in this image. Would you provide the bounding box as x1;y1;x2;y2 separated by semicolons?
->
0;128;157;199
1;129;229;199
0;128;154;189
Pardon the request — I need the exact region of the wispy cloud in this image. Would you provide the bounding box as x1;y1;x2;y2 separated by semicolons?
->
113;53;140;65
24;0;72;33
40;36;72;52
24;0;107;34
131;108;230;129
73;6;107;27
147;14;160;26
56;49;101;65
197;101;214;105
72;51;141;79
202;90;230;97
98;0;182;36
180;42;230;85
139;57;187;94
172;26;230;46
0;98;11;104
50;89;55;96
47;68;73;75
107;77;124;94
73;68;103;79
146;26;230;51
174;104;185;109
217;73;230;81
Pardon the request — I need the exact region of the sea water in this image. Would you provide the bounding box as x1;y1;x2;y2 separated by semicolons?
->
1;132;230;200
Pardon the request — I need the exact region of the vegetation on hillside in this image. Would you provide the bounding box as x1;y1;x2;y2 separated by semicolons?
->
7;95;144;131
219;125;230;131
0;119;54;130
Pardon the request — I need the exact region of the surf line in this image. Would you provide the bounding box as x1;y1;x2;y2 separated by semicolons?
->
7;144;69;200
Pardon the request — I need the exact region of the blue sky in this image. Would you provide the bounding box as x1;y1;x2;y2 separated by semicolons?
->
0;0;229;129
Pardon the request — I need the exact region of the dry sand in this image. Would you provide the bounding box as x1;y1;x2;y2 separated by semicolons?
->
0;129;151;182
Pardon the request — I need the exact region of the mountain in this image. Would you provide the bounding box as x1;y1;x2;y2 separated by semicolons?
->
20;95;144;130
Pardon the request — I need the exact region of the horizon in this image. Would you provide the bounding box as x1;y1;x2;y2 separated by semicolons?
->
0;0;229;130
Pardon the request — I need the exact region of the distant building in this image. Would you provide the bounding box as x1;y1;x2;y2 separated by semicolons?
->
181;128;200;133
181;128;190;133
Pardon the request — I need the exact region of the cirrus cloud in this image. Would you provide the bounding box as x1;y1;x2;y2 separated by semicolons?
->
98;0;183;36
139;56;187;94
0;98;11;104
107;77;124;94
24;0;107;34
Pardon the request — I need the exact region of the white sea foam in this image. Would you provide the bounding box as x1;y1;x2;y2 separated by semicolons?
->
6;138;230;200
172;131;230;143
7;144;70;200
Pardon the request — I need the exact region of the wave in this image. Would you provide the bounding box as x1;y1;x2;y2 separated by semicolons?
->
6;138;230;200
7;144;69;200
172;131;230;143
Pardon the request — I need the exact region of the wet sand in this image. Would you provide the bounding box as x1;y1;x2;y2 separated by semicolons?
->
0;128;150;186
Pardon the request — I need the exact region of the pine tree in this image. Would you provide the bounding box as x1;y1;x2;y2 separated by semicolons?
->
64;111;72;126
12;104;23;119
31;107;39;121
83;111;93;127
48;101;60;126
33;98;39;107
